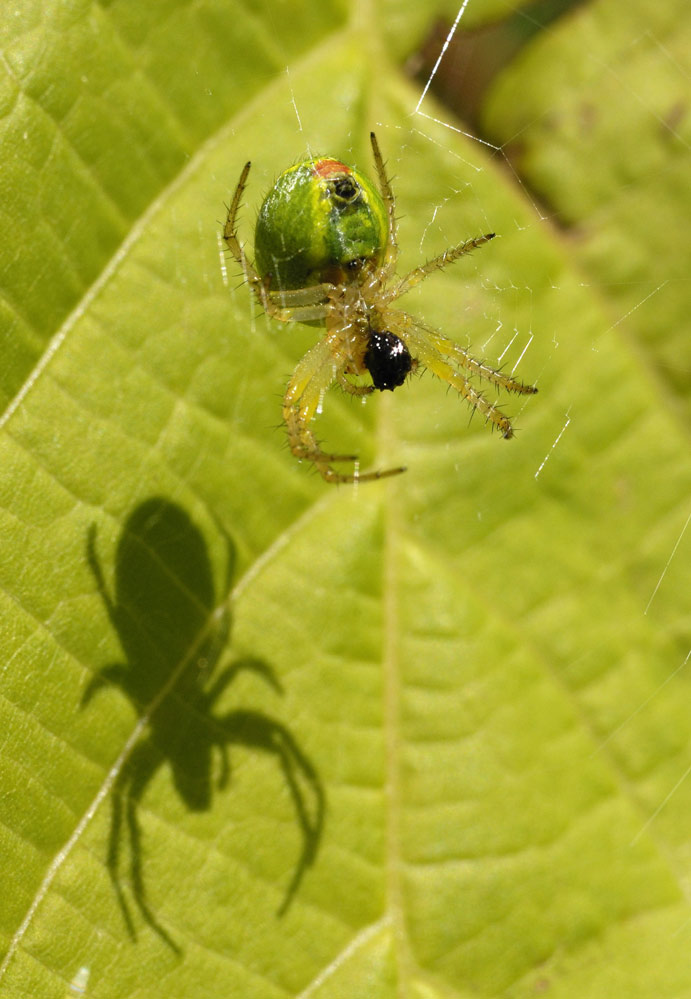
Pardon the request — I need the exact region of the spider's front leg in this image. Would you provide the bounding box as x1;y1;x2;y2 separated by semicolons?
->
337;371;375;396
395;314;536;438
283;336;405;483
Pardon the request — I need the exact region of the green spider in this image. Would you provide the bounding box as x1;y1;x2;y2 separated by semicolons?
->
224;132;537;483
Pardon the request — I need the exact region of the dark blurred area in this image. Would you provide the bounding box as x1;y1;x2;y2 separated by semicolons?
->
407;0;588;132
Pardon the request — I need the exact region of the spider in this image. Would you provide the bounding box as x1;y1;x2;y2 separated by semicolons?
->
224;132;537;483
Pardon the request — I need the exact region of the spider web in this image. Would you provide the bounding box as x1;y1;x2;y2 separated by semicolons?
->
280;0;691;980
405;0;691;932
238;0;691;964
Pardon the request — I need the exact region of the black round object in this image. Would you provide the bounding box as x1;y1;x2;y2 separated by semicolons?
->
364;330;413;391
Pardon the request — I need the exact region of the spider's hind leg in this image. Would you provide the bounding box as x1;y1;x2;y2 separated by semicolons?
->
223;161;267;308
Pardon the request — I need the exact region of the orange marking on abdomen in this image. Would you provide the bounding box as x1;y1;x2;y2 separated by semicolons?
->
312;158;351;178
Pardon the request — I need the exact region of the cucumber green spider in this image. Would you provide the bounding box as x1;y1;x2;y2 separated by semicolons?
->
224;132;537;483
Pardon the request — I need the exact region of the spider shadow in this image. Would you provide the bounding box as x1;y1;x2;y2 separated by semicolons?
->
82;497;324;951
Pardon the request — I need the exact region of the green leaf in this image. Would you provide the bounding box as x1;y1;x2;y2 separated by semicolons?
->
1;1;689;997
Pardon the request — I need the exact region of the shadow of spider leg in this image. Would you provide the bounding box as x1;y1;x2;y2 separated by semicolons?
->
108;737;182;953
214;706;325;915
192;657;324;912
101;657;322;945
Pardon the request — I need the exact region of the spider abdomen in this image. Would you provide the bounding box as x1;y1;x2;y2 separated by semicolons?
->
254;156;388;290
364;329;413;391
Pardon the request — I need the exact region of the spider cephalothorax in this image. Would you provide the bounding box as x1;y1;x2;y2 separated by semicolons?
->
224;132;538;482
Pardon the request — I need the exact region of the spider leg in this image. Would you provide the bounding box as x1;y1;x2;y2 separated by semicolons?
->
267;301;330;323
412;319;538;396
224;166;324;322
224;162;268;309
389;233;495;302
264;282;339;322
396;315;526;438
284;335;405;482
284;336;355;463
369;132;398;279
337;371;375;396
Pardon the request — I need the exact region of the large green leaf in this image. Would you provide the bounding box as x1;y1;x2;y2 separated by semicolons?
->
1;1;689;997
